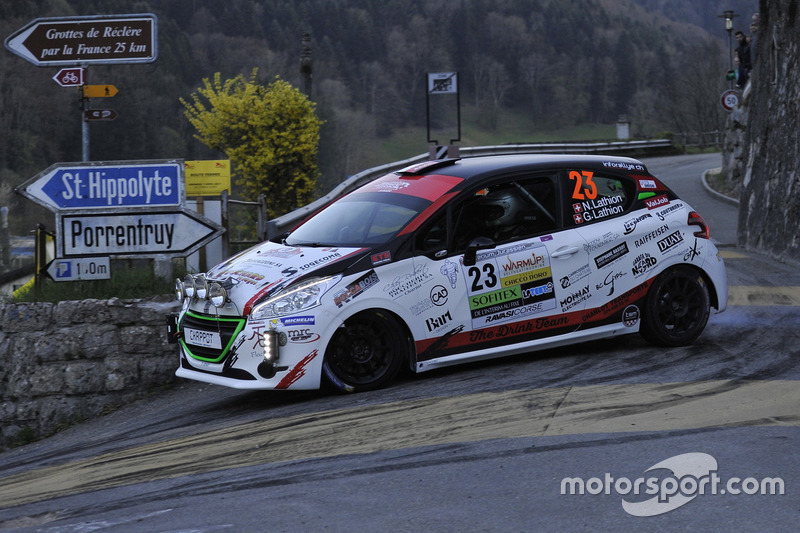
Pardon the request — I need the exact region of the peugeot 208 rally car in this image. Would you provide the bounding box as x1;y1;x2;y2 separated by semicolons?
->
171;154;727;392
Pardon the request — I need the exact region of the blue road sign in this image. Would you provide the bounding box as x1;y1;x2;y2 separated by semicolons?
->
18;160;182;211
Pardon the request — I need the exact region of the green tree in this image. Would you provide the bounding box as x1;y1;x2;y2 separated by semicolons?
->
181;70;322;217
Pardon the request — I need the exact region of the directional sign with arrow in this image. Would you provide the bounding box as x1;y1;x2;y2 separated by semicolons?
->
57;210;225;258
83;85;118;98
84;109;119;121
46;257;111;281
17;160;182;211
53;67;84;87
4;13;157;66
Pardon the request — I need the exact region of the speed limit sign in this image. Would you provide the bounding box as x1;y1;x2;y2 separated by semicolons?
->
720;89;741;112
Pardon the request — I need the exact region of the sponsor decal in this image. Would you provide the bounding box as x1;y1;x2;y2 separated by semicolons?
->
280;316;315;326
384;263;433;299
500;247;548;276
521;280;555;303
638;179;657;189
502;266;552;288
333;270;379;307
657;231;684;254
645;194;669;209
634;224;669;248
656;202;684;221
560;285;592;312
631;253;658;278
227;269;265;285
425;310;453;332
375;180;410;192
584;231;620;253
560;263;591;289
430;284;449;306
622;305;640;327
440;259;459;288
602;161;645;171
623;213;653;235
474;241;540;262
597;270;628;296
469;286;521;313
286;329;321;343
259;247;304;258
684;239;702;261
594;242;629;269
371;251;391;265
540;234;554;242
470;315;569;342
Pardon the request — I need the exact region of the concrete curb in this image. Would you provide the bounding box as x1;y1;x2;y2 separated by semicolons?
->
701;167;739;206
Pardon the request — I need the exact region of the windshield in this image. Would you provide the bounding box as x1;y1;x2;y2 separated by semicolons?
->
285;192;430;247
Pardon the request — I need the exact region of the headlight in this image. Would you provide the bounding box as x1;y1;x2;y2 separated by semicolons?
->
195;276;209;299
174;278;186;301
250;275;340;320
208;282;228;308
183;274;196;299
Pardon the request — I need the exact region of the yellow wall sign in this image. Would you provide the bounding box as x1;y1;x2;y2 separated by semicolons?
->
184;160;231;196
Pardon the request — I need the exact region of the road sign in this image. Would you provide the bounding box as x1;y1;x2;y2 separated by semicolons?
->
17;160;183;211
53;67;85;87
46;257;111;281
83;85;118;98
4;13;157;66
57;210;225;258
428;72;458;94
85;109;118;121
184;160;232;196
720;89;740;112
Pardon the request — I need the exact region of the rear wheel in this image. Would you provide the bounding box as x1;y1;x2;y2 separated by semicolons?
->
640;266;710;346
323;310;407;393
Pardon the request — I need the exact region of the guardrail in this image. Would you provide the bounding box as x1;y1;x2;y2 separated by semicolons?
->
263;138;674;239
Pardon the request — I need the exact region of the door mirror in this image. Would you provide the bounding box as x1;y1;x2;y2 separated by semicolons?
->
463;237;495;266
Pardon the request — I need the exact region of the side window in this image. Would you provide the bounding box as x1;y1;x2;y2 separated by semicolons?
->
416;176;558;254
567;171;634;226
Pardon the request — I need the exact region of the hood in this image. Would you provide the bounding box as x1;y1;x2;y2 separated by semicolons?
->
204;241;365;311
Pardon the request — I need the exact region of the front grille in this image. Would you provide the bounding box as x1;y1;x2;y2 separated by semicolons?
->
179;311;246;363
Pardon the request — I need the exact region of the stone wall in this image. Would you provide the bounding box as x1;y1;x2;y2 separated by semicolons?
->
737;0;800;263
0;297;181;449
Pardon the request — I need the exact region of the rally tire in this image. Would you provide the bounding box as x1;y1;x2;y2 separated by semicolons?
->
640;266;710;346
322;310;407;393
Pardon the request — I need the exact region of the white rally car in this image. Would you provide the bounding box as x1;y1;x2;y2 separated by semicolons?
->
170;154;727;392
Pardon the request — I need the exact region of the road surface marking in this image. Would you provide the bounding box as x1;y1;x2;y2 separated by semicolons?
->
728;286;800;306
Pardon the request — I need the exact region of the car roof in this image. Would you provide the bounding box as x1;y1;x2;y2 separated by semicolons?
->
398;153;651;182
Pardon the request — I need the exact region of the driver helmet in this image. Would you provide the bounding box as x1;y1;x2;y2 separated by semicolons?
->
481;190;524;228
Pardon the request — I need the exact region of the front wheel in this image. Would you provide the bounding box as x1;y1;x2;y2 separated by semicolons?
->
322;310;407;393
640;266;710;346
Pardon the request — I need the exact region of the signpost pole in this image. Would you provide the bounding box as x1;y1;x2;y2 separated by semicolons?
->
80;66;89;161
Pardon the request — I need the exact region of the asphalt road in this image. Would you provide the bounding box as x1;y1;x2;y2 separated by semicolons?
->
1;153;798;532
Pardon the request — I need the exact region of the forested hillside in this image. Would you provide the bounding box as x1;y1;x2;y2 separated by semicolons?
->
1;0;756;233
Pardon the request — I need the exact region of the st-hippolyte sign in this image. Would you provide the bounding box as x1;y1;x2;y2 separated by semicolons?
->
4;13;157;66
17;160;224;259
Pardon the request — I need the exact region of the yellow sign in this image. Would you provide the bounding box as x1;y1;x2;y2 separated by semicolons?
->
184;160;231;196
83;85;118;97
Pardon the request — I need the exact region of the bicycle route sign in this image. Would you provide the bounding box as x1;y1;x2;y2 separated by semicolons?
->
4;13;157;66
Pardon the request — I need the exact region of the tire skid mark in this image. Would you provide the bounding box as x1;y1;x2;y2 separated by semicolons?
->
1;379;799;509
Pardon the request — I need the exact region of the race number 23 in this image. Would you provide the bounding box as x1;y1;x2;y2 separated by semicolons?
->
569;170;597;200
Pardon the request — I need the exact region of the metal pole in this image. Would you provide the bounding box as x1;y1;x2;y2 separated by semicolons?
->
80;65;89;161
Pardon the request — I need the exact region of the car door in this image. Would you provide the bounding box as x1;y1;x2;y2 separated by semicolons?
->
409;173;591;366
